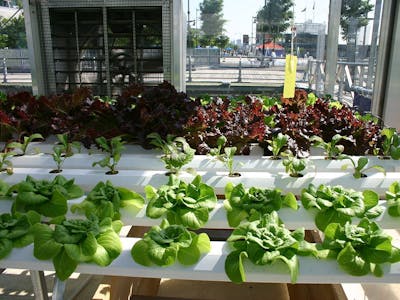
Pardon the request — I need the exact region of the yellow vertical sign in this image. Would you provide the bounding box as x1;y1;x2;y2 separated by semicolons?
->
283;54;297;98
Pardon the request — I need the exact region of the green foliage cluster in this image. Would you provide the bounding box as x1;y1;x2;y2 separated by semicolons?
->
301;184;383;231
224;183;297;227
9;175;84;217
147;133;195;175
71;181;144;221
32;216;122;281
131;219;210;267
92;136;125;175
225;211;315;284
0;16;26;49
0;211;40;259
145;175;217;230
321;219;400;277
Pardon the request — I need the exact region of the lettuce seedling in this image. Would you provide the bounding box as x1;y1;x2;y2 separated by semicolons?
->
6;133;44;156
71;180;144;220
322;219;400;277
309;134;353;159
0;211;41;259
281;150;306;177
51;134;81;173
209;135;241;177
341;156;386;178
225;211;316;284
301;184;383;231
224;183;297;227
131;219;210;267
32;216;122;281
92;136;125;175
380;128;400;159
267;133;288;160
0;151;15;175
385;182;400;217
147;133;195;175
9;175;84;218
145;175;217;230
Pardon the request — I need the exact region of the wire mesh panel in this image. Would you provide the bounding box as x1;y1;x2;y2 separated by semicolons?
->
49;6;163;96
50;8;106;95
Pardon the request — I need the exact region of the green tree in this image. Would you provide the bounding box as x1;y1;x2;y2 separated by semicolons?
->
200;0;226;46
256;0;293;47
187;27;201;48
340;0;374;42
0;16;27;48
214;34;229;49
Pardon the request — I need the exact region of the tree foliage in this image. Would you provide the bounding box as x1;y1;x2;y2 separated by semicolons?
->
340;0;374;42
199;0;226;44
0;15;27;48
256;0;293;45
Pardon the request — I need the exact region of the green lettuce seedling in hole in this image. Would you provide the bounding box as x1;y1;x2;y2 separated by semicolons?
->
0;151;15;175
281;150;306;177
8;175;84;218
0;179;9;195
224;182;297;227
147;133;195;175
131;219;211;267
209;135;241;177
50;133;81;173
309;134;353;159
267;133;288;160
0;211;41;259
321;219;400;277
32;216;123;281
379;128;400;159
341;156;386;178
6;133;44;156
300;183;383;231
71;180;144;220
385;181;400;217
225;211;317;284
92;136;125;175
145;175;217;230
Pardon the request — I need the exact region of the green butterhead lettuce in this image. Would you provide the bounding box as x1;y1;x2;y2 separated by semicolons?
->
9;175;84;217
145;175;217;230
322;219;400;277
131;219;210;267
224;183;297;227
301;184;383;231
32;216;122;281
386;182;400;217
0;211;41;259
225;211;316;284
71;181;144;220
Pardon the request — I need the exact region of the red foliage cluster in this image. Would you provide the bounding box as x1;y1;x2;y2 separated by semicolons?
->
184;96;267;154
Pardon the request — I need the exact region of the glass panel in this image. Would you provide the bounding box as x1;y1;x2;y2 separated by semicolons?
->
186;0;384;110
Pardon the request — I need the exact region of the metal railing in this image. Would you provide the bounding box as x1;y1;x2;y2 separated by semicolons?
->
186;55;375;103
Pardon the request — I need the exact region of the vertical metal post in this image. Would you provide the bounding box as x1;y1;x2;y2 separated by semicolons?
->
52;278;66;300
102;7;111;97
132;10;137;83
2;57;7;83
338;64;345;101
188;55;192;82
238;57;242;82
30;270;49;300
324;0;342;96
74;11;81;87
367;0;382;89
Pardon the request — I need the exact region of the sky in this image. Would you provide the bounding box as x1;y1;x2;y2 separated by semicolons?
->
187;0;330;41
